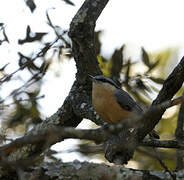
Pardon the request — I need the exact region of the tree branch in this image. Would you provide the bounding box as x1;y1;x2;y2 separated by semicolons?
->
2;160;184;180
2;87;184;162
175;93;184;170
69;0;108;82
2;99;184;162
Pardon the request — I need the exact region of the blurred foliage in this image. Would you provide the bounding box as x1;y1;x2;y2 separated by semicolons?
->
18;26;47;45
62;0;75;6
5;91;43;129
24;0;75;13
0;24;9;45
24;0;36;13
0;1;183;172
0;5;73;136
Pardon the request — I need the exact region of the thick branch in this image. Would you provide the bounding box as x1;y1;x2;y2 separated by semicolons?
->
175;94;184;170
2;161;184;180
68;0;109;82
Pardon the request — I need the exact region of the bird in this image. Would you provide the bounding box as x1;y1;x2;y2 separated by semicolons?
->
89;75;143;123
89;75;159;139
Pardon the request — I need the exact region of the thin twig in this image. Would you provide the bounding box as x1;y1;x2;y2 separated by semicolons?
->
0;95;44;110
0;36;61;84
152;148;176;180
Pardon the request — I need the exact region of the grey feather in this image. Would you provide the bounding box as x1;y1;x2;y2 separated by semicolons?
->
114;89;143;113
114;89;159;139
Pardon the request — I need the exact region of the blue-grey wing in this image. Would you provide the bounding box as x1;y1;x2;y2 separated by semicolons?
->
114;89;143;113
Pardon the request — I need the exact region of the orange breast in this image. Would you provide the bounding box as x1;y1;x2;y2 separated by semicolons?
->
92;84;133;123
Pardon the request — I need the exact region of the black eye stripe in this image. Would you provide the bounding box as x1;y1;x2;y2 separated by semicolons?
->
95;76;120;89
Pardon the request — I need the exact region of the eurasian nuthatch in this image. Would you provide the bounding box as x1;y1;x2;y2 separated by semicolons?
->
89;75;143;123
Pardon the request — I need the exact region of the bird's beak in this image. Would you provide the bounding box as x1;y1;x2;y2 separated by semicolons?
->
88;74;95;81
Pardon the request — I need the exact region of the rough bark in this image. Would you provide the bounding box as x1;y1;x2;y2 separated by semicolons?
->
1;161;183;180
